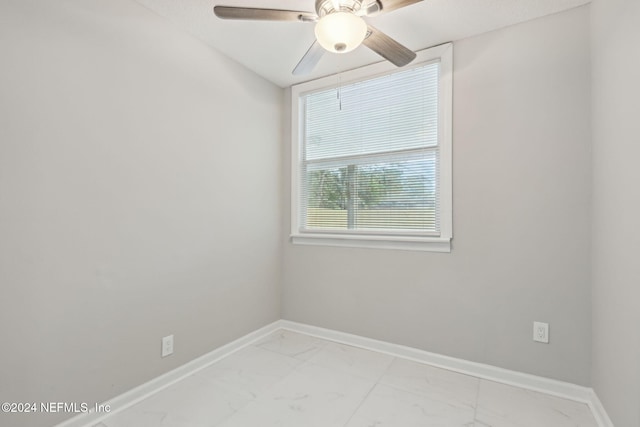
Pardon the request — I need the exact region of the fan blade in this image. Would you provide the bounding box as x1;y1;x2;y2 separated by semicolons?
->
214;6;316;22
293;41;325;75
363;26;416;67
367;0;422;15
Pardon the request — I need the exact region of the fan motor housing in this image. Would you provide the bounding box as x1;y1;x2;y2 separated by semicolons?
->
315;0;364;17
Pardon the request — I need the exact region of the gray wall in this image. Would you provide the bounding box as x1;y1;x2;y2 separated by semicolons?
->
591;0;640;425
0;1;282;426
283;6;592;386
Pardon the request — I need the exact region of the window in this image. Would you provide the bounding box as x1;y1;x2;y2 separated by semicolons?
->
291;43;452;252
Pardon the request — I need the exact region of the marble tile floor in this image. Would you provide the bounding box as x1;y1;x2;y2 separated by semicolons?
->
95;330;598;427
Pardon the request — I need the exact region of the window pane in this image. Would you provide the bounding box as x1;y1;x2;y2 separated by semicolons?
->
303;152;438;232
304;166;349;229
298;59;445;237
304;63;439;161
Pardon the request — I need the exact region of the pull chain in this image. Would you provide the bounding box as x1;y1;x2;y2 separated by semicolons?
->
337;73;342;111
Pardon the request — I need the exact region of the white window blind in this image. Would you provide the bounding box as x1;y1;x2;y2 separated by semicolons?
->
299;62;441;235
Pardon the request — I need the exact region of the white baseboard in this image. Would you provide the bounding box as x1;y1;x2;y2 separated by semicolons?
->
55;321;282;427
279;320;614;427
588;389;615;427
56;319;614;427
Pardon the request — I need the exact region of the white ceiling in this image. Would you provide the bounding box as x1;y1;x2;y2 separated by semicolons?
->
135;0;590;87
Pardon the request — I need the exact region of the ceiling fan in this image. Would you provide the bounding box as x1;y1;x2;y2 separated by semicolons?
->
213;0;423;75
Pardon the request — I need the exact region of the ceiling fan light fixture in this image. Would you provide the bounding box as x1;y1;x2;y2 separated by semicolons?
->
314;12;367;53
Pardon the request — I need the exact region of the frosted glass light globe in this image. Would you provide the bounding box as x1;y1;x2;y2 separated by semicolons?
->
314;12;367;54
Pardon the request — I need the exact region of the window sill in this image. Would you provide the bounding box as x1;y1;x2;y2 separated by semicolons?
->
290;234;451;252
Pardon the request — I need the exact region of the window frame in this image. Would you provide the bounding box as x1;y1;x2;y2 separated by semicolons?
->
290;43;453;252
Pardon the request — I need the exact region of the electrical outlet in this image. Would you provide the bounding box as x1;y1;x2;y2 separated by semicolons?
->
161;335;174;357
533;322;549;343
